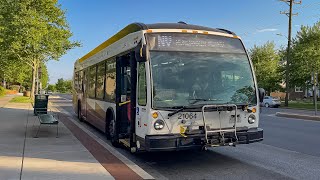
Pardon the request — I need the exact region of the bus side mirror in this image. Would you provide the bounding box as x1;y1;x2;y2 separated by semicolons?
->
258;88;265;103
135;45;148;62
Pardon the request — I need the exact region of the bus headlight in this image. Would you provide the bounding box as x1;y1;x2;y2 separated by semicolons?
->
154;120;165;130
248;114;256;124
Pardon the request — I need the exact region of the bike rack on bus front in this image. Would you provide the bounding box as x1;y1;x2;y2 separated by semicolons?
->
201;104;239;147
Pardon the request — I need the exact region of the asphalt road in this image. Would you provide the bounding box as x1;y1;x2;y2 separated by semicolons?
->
51;94;320;180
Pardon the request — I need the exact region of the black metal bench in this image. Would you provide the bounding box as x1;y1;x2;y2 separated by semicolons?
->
34;108;59;138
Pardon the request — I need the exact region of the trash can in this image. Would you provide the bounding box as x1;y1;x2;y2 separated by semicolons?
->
34;94;49;115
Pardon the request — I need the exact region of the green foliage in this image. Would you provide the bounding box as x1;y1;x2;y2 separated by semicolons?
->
0;86;5;96
0;0;80;98
0;60;31;85
47;84;56;92
9;96;33;103
55;78;72;93
9;85;20;92
281;101;320;110
250;41;282;94
290;21;320;88
40;63;49;88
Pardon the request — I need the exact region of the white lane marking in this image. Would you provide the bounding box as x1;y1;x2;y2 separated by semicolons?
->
51;104;155;180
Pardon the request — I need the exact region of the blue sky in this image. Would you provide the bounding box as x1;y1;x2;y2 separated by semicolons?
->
48;0;320;84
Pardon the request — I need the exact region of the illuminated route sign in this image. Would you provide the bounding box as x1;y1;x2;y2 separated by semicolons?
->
147;33;245;54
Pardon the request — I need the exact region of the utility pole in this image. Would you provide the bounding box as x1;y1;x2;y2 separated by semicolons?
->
280;0;301;107
312;72;318;115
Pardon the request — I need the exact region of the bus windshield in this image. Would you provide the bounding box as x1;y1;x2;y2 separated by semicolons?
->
147;33;256;109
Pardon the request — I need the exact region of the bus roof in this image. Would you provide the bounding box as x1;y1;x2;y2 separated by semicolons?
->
77;22;237;63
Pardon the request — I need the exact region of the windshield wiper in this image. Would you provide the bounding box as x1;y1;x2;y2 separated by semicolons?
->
167;106;188;117
188;98;223;105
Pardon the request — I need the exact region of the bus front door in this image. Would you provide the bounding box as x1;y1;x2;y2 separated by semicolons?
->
116;55;132;141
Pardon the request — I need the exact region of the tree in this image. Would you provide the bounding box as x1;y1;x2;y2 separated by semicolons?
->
40;63;49;89
64;80;72;92
250;42;282;94
0;0;80;99
55;78;66;93
55;78;72;93
47;84;56;92
289;21;320;88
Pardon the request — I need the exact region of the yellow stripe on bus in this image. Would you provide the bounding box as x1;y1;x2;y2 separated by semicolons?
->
79;24;142;63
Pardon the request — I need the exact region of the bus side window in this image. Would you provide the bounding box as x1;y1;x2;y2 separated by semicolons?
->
105;58;116;102
138;62;147;106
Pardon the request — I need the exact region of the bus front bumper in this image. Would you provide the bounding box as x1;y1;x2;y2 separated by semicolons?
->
144;128;263;151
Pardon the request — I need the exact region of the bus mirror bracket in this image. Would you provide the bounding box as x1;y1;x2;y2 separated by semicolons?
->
258;88;265;103
135;44;148;62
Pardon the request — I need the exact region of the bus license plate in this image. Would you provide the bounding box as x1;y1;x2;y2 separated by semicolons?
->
178;112;197;120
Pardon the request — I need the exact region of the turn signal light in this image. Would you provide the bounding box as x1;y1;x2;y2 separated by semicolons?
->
252;108;257;113
152;112;158;119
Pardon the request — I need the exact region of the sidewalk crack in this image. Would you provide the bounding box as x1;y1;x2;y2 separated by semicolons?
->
19;103;31;180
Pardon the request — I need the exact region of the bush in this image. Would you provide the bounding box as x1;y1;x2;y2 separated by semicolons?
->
9;85;20;92
0;86;5;96
19;86;26;93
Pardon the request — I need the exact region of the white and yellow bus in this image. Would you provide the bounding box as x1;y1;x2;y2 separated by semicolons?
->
73;22;265;152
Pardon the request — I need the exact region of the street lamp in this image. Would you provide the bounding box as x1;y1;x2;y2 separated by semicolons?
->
276;33;291;45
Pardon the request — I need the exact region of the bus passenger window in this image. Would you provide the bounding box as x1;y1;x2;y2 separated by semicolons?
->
105;59;116;102
88;65;96;98
138;63;147;106
96;62;105;99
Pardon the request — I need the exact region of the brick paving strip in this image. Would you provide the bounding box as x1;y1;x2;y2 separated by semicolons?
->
59;115;144;180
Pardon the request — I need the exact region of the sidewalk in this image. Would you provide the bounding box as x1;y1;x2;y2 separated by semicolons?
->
0;96;114;180
275;107;320;121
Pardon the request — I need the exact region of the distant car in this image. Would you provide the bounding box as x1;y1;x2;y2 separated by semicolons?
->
262;96;281;108
47;90;53;94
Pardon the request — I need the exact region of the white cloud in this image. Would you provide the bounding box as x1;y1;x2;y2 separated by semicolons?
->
257;28;278;33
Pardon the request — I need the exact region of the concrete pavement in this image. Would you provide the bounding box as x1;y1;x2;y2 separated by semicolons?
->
0;96;114;180
52;94;320;180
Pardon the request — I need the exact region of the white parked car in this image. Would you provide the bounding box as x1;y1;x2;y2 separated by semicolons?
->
262;96;281;108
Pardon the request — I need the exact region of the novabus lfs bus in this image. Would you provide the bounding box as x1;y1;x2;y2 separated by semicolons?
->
73;22;265;152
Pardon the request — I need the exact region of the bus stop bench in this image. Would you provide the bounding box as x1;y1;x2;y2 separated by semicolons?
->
34;108;59;138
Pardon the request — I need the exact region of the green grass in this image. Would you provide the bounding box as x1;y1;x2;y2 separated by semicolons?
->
282;101;320;110
9;96;33;103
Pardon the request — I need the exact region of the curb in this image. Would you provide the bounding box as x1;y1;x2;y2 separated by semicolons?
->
275;112;320;121
50;102;155;180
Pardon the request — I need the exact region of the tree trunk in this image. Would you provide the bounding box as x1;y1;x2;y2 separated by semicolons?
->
30;61;38;100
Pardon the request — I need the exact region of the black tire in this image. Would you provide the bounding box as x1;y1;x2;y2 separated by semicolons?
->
108;116;120;147
78;103;83;122
265;103;270;108
105;113;111;140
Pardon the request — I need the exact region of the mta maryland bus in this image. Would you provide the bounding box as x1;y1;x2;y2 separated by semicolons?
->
73;22;265;152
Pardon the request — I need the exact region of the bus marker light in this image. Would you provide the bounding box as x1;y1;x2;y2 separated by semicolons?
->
182;30;188;33
152;112;158;119
192;30;198;33
146;29;153;33
252;108;257;113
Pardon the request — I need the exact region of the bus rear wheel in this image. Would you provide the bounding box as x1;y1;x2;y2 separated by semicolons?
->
78;103;83;122
109;117;119;147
